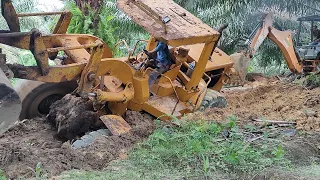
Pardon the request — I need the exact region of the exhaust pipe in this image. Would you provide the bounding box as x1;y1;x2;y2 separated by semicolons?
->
0;68;21;135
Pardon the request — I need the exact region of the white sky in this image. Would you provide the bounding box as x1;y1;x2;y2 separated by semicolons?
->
36;0;64;12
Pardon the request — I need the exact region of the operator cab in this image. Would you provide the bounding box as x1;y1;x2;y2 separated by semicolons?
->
296;15;320;62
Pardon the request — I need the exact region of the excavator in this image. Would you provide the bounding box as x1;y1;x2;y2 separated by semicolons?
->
230;13;320;85
0;0;235;136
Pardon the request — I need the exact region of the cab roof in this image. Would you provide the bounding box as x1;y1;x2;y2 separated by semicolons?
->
117;0;220;47
297;15;320;22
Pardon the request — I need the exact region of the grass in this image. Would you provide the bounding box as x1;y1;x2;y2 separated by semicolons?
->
304;73;320;88
0;170;5;180
59;116;290;180
292;73;320;89
128;117;289;177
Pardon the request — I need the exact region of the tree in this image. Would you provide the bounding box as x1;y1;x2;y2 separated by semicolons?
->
175;0;320;71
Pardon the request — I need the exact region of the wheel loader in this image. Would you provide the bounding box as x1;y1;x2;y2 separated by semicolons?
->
230;13;320;85
0;0;234;136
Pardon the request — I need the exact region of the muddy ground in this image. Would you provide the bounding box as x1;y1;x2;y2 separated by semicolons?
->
189;75;320;131
0;75;320;179
0;111;155;179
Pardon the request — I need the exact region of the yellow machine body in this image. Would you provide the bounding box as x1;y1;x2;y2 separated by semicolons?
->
0;0;235;134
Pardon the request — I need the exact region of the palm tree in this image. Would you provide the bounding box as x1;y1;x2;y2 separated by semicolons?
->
0;0;61;64
176;0;320;70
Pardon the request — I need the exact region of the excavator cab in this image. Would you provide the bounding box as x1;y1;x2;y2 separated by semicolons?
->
295;15;320;64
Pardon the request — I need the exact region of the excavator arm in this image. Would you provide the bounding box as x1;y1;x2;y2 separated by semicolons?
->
230;13;303;86
267;27;303;73
248;13;302;73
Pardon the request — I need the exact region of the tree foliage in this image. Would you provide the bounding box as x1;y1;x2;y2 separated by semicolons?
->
176;0;320;71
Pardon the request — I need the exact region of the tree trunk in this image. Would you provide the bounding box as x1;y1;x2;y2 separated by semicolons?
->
74;0;103;15
74;0;104;32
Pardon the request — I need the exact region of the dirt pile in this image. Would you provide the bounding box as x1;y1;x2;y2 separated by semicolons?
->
0;111;155;179
188;76;320;131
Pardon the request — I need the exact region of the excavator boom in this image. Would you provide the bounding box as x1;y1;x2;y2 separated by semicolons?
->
230;13;303;86
249;13;302;73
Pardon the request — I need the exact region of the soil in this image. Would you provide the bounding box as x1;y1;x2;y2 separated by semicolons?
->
47;94;99;140
188;75;320;131
187;75;320;179
0;111;155;179
1;74;320;179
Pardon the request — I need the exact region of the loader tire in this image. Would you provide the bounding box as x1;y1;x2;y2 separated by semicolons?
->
72;129;111;149
198;89;227;111
14;79;77;120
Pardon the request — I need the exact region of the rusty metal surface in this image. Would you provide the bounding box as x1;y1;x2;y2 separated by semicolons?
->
52;11;72;34
100;115;132;136
76;41;105;95
17;11;65;17
30;29;49;75
95;83;134;103
117;0;219;46
47;43;100;53
8;63;86;82
1;0;20;32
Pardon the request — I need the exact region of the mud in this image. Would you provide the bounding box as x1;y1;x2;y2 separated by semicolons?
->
0;111;155;179
1;75;320;179
188;76;320;131
47;94;99;140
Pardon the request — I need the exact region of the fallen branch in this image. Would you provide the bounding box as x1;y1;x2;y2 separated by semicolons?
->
247;135;264;143
252;118;296;125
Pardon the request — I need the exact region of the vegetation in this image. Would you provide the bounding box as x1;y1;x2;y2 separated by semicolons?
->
0;169;5;180
59;117;290;179
293;72;320;89
128;118;289;177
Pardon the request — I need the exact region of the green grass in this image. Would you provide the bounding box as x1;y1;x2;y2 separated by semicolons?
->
59;117;290;179
128;117;289;176
292;73;320;89
0;170;5;180
304;73;320;88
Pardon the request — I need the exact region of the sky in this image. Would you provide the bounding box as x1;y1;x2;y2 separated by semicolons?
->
36;0;64;12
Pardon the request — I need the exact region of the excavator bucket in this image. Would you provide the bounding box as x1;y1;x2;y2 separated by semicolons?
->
0;68;21;135
229;52;251;86
100;115;131;136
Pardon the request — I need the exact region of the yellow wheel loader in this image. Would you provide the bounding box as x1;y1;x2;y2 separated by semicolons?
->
0;0;234;136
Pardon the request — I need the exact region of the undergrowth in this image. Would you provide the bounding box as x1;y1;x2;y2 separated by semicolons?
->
129;117;289;178
0;169;5;180
291;72;320;89
303;73;320;88
60;117;290;180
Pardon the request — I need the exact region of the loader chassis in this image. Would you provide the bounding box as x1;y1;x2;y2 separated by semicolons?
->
0;0;233;135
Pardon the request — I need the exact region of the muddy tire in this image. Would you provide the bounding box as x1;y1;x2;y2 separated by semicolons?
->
72;129;111;149
198;89;227;111
14;79;77;120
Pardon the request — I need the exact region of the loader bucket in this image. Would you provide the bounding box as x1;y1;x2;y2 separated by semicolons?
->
0;69;21;135
229;52;251;86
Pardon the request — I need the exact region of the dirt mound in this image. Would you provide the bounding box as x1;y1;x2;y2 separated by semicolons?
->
188;80;320;131
0;111;155;179
47;94;99;140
